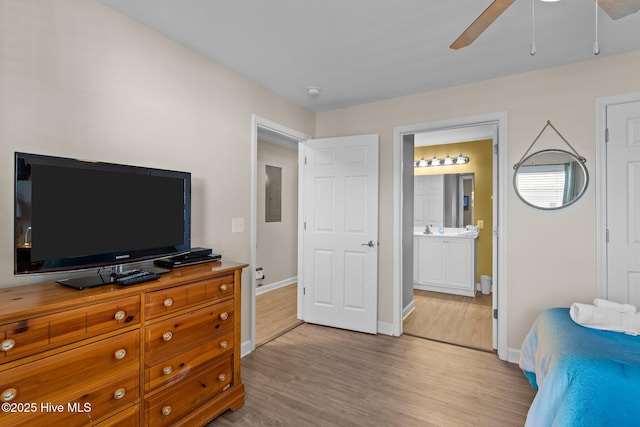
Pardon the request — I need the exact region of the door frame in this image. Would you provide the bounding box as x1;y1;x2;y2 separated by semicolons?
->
595;91;640;300
392;111;509;360
249;115;310;355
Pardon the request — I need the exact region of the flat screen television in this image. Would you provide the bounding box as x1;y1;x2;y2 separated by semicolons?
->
14;152;191;288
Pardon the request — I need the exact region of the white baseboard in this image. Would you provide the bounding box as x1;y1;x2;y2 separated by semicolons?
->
507;347;521;364
241;339;253;358
377;321;397;336
402;300;415;320
256;276;297;296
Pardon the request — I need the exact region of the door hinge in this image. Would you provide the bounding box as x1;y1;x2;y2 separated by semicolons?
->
493;144;498;154
606;229;609;243
305;156;307;165
605;128;609;143
304;221;307;230
303;287;306;295
493;309;498;319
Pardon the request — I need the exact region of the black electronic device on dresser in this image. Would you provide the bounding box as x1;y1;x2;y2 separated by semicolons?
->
154;247;221;268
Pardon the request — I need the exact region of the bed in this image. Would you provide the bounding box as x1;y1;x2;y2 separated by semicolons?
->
519;307;640;427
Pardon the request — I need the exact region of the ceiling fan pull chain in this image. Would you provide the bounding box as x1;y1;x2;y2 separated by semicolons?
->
593;0;600;55
530;0;536;56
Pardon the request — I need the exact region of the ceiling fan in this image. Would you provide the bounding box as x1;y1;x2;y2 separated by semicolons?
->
450;0;640;50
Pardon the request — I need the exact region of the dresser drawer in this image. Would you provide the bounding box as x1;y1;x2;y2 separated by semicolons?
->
0;330;140;427
145;274;234;319
144;355;233;427
0;295;140;362
145;300;233;364
145;330;233;392
97;404;140;427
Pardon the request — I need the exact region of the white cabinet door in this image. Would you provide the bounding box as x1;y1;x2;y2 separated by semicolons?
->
444;239;473;291
414;235;476;297
418;237;446;286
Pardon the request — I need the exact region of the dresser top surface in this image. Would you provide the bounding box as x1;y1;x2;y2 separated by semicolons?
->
0;261;247;322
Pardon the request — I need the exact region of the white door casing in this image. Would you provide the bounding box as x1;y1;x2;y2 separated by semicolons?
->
301;134;379;334
393;113;507;360
606;101;640;306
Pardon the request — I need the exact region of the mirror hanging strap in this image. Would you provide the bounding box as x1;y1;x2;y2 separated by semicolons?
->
513;120;586;170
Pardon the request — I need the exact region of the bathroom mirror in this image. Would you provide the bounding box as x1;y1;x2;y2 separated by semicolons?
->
513;149;588;210
414;173;474;227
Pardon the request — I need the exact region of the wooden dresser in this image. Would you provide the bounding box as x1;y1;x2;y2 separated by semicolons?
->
0;261;247;426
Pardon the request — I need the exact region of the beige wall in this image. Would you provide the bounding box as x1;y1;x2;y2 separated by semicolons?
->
256;139;298;285
0;0;315;345
316;50;640;353
4;0;640;356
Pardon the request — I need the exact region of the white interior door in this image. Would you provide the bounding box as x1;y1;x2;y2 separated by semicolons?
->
607;101;640;306
301;134;379;334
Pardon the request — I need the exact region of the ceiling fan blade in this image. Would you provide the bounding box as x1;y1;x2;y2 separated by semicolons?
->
450;0;516;50
598;0;640;20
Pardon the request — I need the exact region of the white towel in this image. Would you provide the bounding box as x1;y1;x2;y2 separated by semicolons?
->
593;298;637;314
569;303;640;336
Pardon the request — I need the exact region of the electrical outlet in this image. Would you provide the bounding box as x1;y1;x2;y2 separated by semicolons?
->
477;220;484;229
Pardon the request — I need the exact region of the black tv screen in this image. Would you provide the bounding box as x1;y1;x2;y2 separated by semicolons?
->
14;152;191;275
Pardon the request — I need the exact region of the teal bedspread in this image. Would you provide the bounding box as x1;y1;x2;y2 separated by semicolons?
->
519;307;640;427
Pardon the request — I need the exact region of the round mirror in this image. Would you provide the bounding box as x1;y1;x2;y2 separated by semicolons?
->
514;149;588;210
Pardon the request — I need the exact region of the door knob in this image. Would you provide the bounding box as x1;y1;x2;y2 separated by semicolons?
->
361;240;375;248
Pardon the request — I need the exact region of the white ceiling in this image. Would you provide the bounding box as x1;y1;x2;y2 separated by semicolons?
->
96;0;640;112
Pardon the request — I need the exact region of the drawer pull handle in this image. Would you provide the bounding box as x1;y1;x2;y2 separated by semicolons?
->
162;406;172;416
219;312;229;321
163;366;173;375
163;298;173;307
218;374;227;382
219;340;228;349
2;388;17;402
114;310;126;321
114;349;127;360
113;388;126;400
220;284;228;291
162;332;173;341
1;339;16;352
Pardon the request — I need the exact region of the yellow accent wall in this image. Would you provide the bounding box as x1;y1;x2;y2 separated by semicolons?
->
414;139;493;283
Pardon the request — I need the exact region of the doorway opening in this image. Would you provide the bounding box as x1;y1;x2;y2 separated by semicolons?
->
392;112;508;360
249;116;310;353
406;132;494;351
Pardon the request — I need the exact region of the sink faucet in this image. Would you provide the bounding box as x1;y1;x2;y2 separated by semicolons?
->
424;225;431;234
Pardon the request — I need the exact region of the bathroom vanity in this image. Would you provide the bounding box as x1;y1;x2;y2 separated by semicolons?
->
413;228;477;297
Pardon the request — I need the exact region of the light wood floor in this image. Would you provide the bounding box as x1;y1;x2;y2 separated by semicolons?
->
404;290;493;351
255;283;302;347
210;323;535;426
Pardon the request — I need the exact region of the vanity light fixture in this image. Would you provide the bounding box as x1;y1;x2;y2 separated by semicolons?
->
456;153;470;165
414;153;470;168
